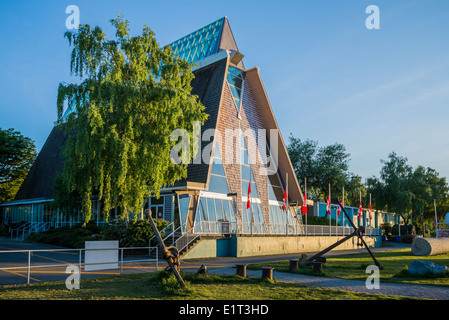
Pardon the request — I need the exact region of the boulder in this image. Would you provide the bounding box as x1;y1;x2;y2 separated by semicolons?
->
408;260;447;276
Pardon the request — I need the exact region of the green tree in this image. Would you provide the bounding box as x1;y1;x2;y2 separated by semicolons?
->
379;152;413;220
287;134;351;199
54;15;208;224
0;128;37;202
287;135;318;195
345;174;367;207
409;166;449;230
366;152;449;229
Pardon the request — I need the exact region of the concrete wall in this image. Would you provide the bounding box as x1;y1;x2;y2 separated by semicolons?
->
182;235;382;259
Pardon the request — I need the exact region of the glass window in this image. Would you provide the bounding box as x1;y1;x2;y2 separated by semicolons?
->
207;198;216;222
208;175;229;194
208;141;230;194
227;65;244;111
211;159;226;176
198;197;208;221
214;199;224;221
178;194;191;231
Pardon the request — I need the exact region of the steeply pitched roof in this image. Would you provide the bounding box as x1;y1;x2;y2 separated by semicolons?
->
14;125;67;200
171;56;228;188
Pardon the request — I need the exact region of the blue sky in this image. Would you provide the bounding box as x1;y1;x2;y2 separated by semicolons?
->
1;0;448;182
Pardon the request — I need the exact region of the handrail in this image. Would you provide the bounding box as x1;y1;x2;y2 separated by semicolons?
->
175;225;200;254
148;222;174;246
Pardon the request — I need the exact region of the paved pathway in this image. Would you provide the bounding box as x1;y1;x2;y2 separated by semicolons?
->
207;265;449;300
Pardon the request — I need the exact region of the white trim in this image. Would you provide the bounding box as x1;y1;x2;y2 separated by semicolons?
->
192;50;229;72
0;198;54;207
241;196;262;204
160;185;205;192
199;191;234;201
268;200;284;206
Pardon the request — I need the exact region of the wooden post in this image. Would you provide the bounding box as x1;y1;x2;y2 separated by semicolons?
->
289;260;299;271
236;264;247;277
261;267;274;280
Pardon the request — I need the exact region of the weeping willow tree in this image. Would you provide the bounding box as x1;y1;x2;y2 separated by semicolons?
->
54;15;207;224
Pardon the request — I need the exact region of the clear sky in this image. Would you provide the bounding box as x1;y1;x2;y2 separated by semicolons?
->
1;0;448;182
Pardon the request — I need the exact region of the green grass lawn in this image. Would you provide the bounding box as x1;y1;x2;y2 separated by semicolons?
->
0;271;417;300
248;249;449;287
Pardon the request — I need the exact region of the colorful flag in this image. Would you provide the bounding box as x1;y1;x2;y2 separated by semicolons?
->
369;203;372;220
326;194;331;215
246;181;251;210
302;188;307;215
282;187;287;211
358;201;363;219
337;189;344;216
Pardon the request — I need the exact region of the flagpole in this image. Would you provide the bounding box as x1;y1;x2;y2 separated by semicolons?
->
247;164;253;238
359;190;362;227
304;177;307;236
369;193;372;228
329;183;331;236
249;182;254;237
286;173;289;236
342;186;344;230
434;199;438;238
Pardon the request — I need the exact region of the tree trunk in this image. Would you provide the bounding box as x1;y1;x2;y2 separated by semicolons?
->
411;237;449;256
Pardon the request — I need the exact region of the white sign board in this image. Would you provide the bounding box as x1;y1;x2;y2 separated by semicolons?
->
84;241;119;271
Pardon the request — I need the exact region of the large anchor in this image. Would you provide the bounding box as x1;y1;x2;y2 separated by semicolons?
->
304;200;381;268
145;209;187;289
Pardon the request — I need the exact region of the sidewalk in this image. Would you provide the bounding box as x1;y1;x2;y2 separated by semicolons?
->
207;266;449;300
204;243;449;300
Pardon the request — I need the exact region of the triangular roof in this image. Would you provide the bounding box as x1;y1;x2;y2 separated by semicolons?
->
12;17;302;206
168;17;244;69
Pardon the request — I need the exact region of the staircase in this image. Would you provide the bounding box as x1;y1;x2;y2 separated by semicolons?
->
149;223;202;259
10;222;51;240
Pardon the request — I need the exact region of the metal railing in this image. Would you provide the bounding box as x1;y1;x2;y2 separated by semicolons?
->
10;222;52;240
148;222;201;257
188;221;381;237
304;225;380;236
0;246;159;285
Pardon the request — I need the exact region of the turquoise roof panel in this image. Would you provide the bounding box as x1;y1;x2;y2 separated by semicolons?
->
168;17;225;64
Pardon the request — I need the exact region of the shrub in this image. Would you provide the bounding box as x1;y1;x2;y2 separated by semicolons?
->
101;218;169;247
26;222;102;248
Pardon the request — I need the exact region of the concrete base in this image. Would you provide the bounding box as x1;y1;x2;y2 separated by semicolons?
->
182;235;382;259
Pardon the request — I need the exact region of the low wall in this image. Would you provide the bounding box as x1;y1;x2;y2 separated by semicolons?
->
182;235;382;259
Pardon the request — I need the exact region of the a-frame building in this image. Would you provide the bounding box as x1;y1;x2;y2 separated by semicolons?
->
1;17;305;238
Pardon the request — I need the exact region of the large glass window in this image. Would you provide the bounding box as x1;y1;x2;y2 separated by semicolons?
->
241;134;259;198
194;195;237;233
227;66;244;111
178;194;191;232
208;142;230;194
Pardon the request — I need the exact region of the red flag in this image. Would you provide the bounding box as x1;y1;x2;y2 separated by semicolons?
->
301;189;307;215
358;201;363;219
282;188;287;211
326;195;331;215
369;203;372;220
246;181;251;210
